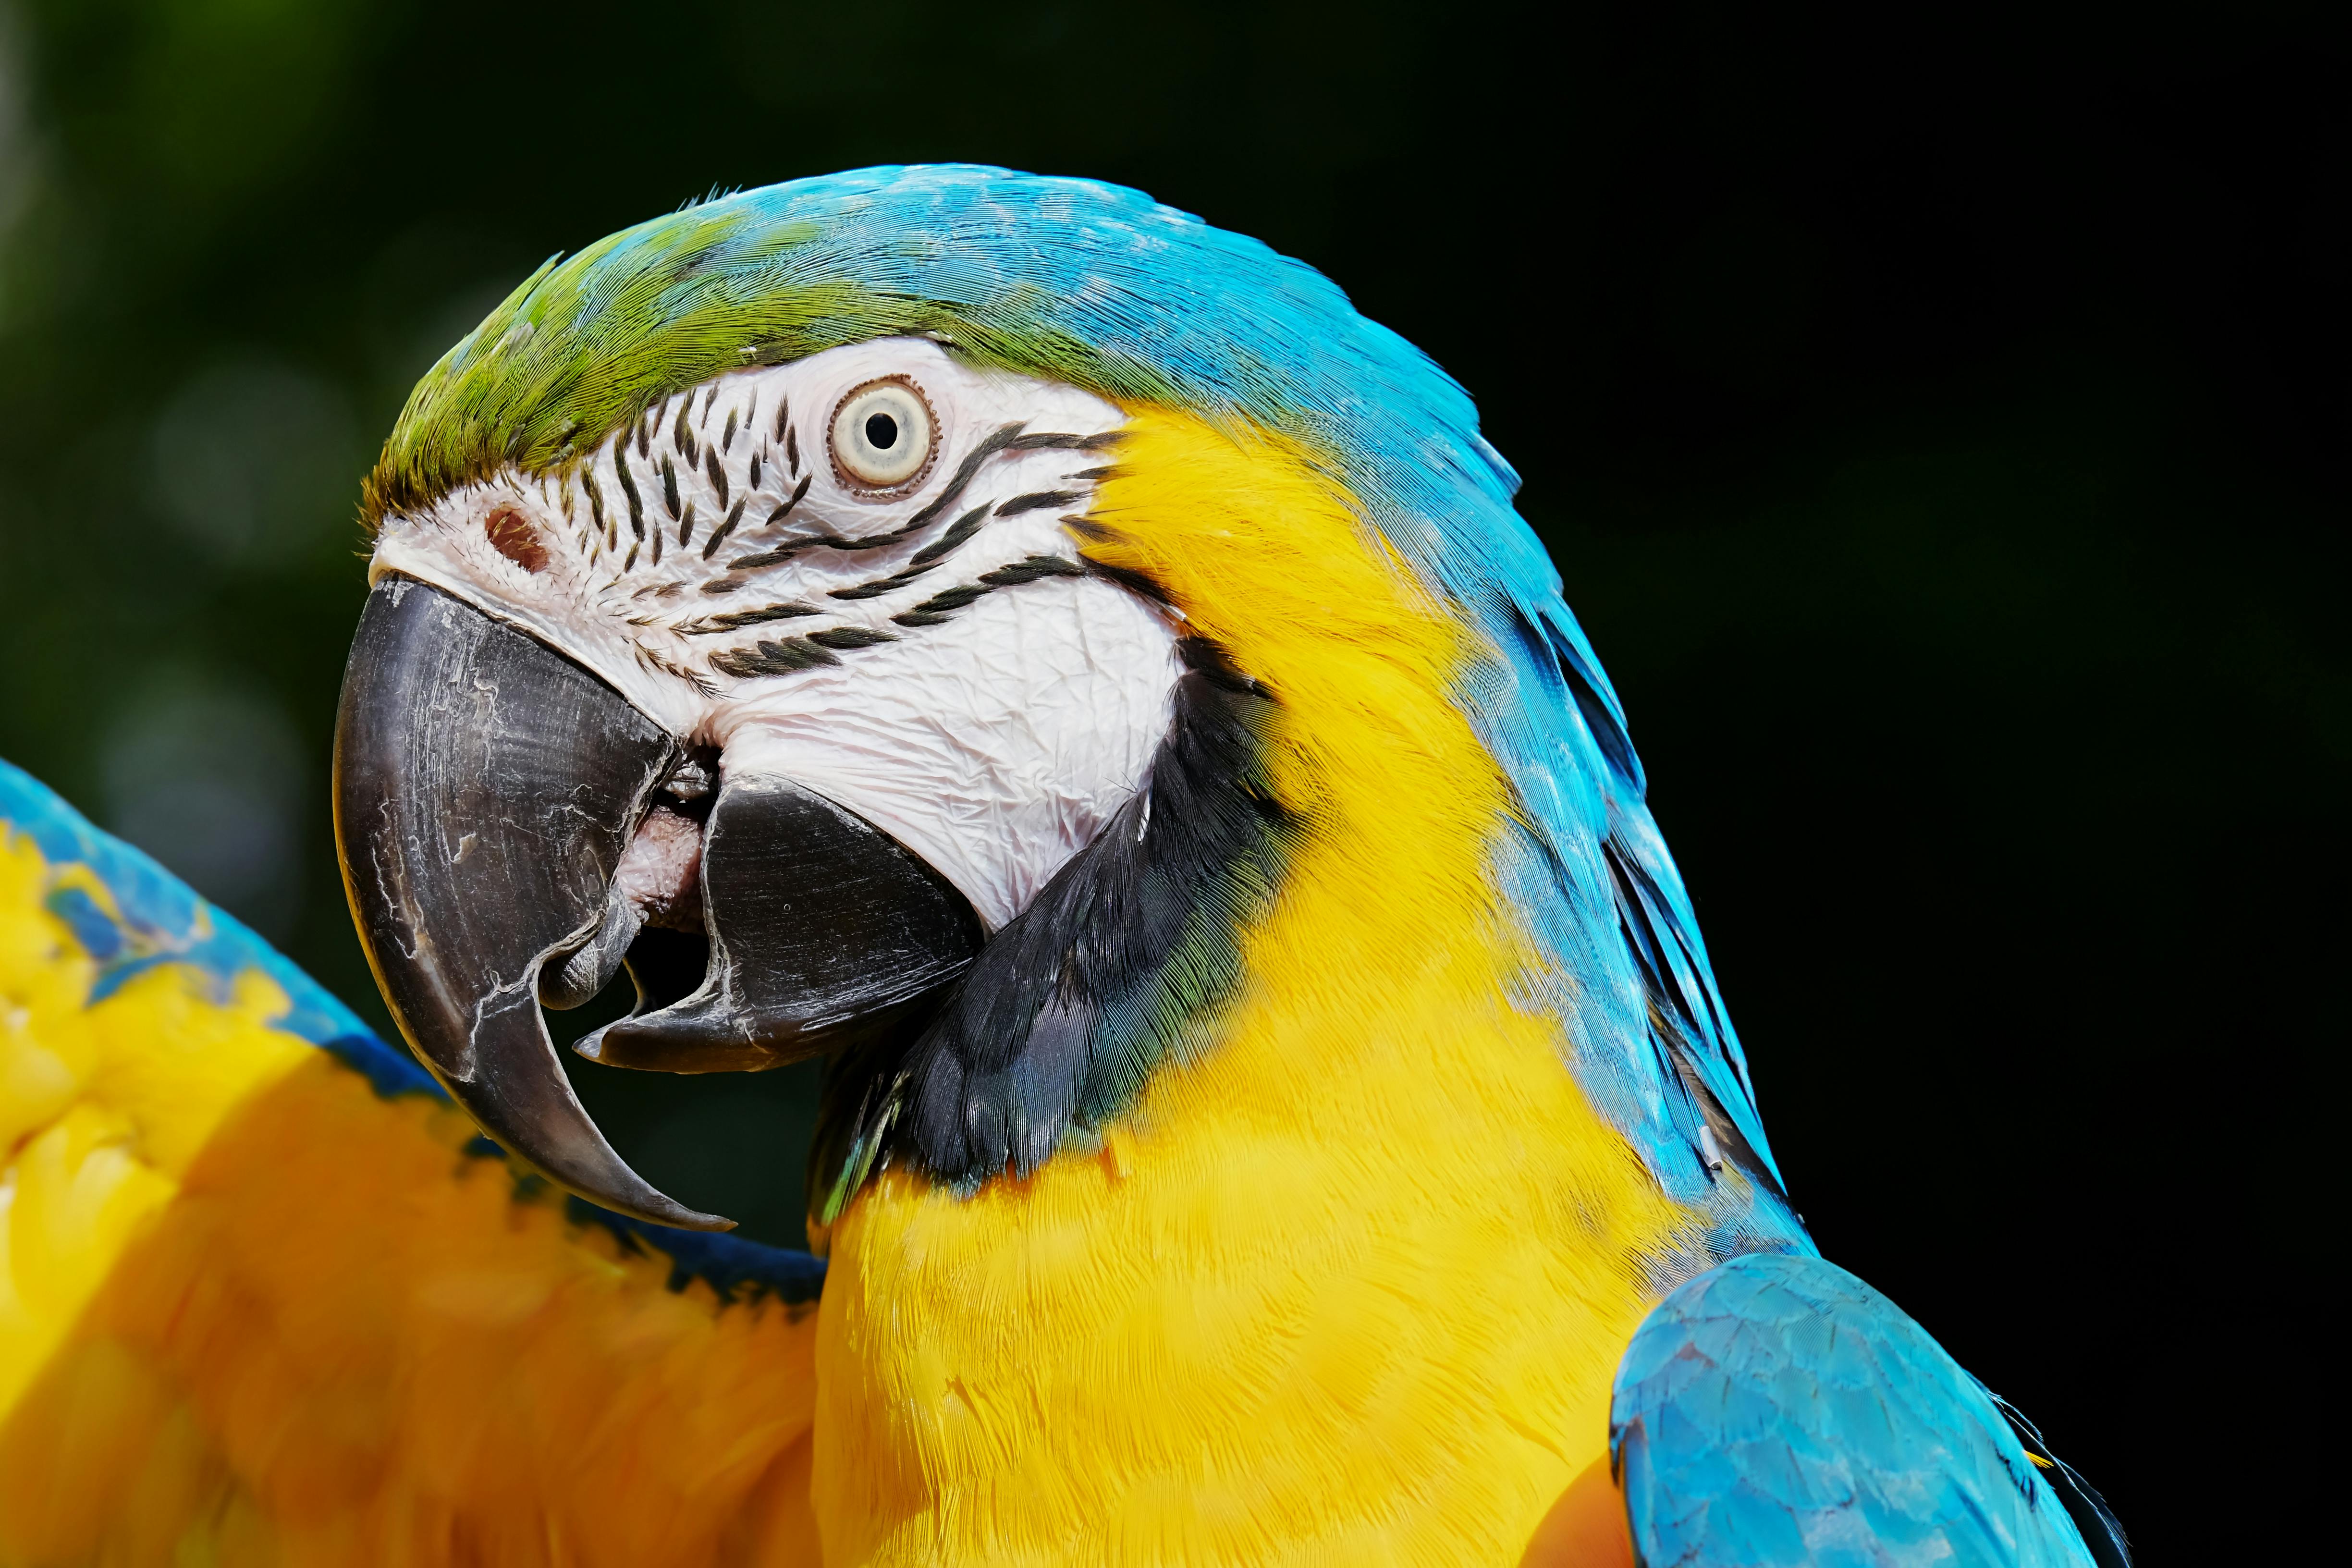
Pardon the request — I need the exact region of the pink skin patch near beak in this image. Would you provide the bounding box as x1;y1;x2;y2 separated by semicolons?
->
614;804;704;931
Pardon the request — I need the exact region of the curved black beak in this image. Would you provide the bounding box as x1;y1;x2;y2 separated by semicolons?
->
333;575;983;1231
333;577;725;1227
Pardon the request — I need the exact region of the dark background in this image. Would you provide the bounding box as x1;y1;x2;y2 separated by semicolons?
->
0;2;2340;1558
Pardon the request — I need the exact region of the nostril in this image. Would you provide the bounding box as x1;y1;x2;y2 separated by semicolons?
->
483;504;549;573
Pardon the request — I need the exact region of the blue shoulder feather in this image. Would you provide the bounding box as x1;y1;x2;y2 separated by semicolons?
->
1610;1253;2121;1568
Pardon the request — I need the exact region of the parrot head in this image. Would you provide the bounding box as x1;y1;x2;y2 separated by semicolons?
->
343;332;1183;1229
335;165;1721;1237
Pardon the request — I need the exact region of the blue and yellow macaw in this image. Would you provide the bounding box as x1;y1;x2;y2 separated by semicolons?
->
0;166;2130;1566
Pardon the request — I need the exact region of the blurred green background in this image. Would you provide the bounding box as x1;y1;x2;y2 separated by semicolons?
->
0;2;2340;1558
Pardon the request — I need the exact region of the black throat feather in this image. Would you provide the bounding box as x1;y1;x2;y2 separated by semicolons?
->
811;637;1292;1220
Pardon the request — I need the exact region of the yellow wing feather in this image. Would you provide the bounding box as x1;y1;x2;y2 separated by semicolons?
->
0;825;821;1566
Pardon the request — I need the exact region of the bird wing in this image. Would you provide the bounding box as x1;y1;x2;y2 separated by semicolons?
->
0;758;824;1566
1608;1251;2128;1568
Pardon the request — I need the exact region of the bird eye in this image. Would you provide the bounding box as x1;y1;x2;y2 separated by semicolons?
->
829;378;935;490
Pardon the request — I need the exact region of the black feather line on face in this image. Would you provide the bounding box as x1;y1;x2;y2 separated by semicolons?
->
613;442;645;539
908;503;990;567
811;637;1293;1215
704;498;747;559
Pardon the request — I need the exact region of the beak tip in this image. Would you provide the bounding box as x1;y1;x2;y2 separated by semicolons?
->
525;1136;739;1232
511;1126;741;1235
641;1200;738;1233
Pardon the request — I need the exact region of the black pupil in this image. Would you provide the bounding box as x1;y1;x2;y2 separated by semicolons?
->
864;411;899;450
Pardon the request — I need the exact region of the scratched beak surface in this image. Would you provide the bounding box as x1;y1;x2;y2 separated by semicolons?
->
332;575;731;1230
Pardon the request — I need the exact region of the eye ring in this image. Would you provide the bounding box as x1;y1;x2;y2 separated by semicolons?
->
829;376;938;494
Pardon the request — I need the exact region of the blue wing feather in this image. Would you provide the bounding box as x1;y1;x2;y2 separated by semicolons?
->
0;758;397;1072
1611;1253;2112;1568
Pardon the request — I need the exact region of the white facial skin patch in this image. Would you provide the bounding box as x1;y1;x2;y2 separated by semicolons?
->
370;339;1184;931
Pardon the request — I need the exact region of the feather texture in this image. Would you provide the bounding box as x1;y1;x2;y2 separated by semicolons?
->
0;165;2124;1563
811;635;1289;1212
363;168;1804;1243
804;407;1695;1562
0;761;825;1562
1610;1254;2116;1568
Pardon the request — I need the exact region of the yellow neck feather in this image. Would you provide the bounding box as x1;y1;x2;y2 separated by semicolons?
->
812;410;1689;1566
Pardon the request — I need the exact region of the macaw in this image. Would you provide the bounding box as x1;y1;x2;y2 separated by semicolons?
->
0;165;2131;1567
